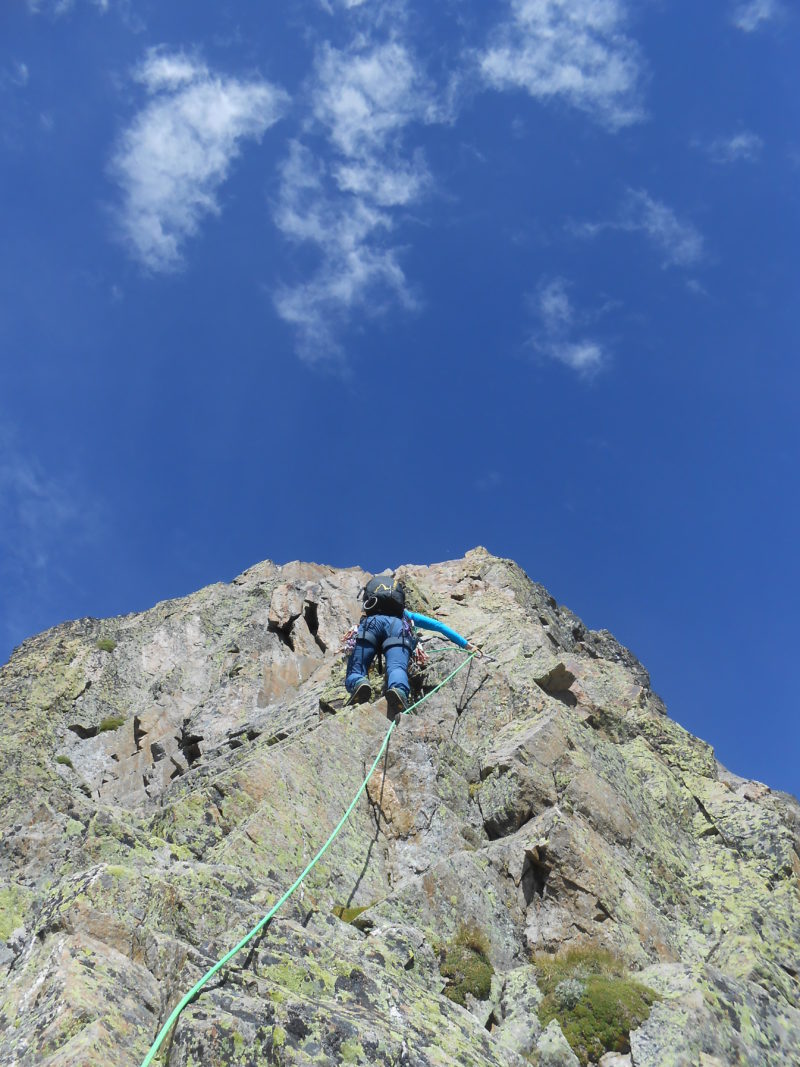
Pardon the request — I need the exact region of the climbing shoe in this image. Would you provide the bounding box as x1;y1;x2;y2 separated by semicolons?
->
349;678;372;705
385;688;408;721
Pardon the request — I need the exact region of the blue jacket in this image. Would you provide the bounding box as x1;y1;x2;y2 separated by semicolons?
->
405;610;469;649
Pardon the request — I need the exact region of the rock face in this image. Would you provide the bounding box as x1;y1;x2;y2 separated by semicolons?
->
0;549;798;1066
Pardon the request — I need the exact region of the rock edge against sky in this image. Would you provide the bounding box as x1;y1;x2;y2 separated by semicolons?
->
1;548;798;1065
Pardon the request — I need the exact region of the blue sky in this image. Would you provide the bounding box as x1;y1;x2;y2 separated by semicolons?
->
1;0;798;796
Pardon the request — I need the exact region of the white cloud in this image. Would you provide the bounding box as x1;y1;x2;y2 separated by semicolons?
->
706;131;763;163
732;0;780;31
27;0;108;12
479;0;644;128
529;277;607;376
273;38;436;360
575;189;704;268
622;190;704;266
319;0;406;19
110;48;288;272
272;142;411;362
323;0;372;8
312;41;435;158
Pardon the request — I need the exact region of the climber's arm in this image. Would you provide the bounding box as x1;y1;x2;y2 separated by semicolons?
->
405;611;470;649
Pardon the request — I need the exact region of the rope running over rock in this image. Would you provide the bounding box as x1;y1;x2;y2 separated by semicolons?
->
139;650;478;1067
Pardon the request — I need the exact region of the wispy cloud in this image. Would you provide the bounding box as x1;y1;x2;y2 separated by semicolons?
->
574;189;704;268
321;0;372;9
272;37;436;360
731;0;780;31
479;0;645;129
704;131;763;163
272;142;412;363
0;425;104;653
7;62;30;88
312;40;436;203
27;0;109;13
528;277;607;376
110;48;288;272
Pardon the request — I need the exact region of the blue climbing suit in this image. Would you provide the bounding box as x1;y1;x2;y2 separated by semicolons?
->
345;610;469;699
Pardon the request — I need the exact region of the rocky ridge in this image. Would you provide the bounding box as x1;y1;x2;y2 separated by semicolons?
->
0;548;798;1066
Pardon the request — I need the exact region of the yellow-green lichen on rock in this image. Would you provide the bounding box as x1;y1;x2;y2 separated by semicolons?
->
0;551;798;1066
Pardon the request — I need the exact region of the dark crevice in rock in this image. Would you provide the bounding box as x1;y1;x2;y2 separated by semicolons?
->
549;690;578;707
133;717;147;752
303;601;326;653
150;741;166;762
693;794;735;850
228;727;263;750
455;670;490;717
68;723;98;740
268;617;296;651
169;759;184;781
177;722;203;767
72;680;91;702
210;786;225;820
694;795;716;826
594;899;613;923
522;848;551;903
536;663;577;699
483;820;505;843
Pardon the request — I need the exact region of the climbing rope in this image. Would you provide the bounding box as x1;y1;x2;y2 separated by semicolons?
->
139;650;478;1067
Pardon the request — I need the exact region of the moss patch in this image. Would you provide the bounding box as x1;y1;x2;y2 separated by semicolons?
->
55;755;74;769
534;946;659;1066
0;884;33;940
332;904;370;924
95;638;117;653
98;715;126;733
440;921;494;1007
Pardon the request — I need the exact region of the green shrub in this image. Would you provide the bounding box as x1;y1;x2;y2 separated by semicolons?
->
55;755;74;769
453;919;491;957
533;946;659;1065
441;921;494;1006
98;715;126;733
96;638;117;653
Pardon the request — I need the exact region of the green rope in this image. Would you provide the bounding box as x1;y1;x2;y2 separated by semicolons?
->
139;651;477;1066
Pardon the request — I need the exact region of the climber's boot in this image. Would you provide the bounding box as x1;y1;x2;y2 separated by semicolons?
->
385;688;408;721
349;678;372;705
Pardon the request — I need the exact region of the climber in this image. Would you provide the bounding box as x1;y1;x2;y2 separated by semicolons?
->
345;574;481;719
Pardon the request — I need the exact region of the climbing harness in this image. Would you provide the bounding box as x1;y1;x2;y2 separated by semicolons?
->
139;650;478;1067
340;617;428;674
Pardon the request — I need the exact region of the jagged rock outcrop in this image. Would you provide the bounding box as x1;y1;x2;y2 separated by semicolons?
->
1;549;798;1066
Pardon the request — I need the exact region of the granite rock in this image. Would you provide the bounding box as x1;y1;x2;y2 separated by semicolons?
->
0;549;798;1065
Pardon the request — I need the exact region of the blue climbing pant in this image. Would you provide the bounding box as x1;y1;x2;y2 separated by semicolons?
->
345;614;411;698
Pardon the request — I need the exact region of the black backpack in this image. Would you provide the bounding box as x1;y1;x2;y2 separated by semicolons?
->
362;575;406;617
